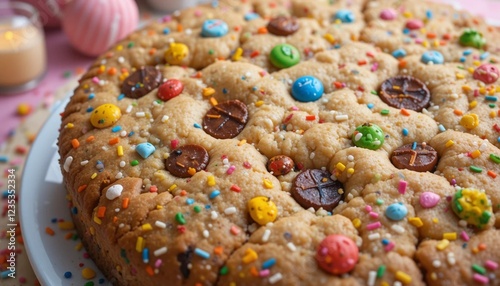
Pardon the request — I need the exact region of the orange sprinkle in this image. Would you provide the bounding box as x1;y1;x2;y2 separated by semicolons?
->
478;243;487;251
86;136;95;142
257;27;268;34
400;108;411;116
250;50;260;58
64;233;73;240
113;216;118;223
45;227;55;236
214;246;223;255
145;265;154;276
147;29;156;36
108;67;117;75
426;32;437;39
180;190;187;196
108;137;119;145
122;198;130;209
306;115;316;121
442;33;451;40
439;40;447;46
77;185;88;193
453;109;463;116
230;225;240;235
487;170;497;178
233;26;241;32
250;266;259;277
358;59;367;65
192;72;202;78
71;139;80;149
210;97;218;106
334;81;343;88
398;59;407;68
97;206;106;218
148;48;157;55
177;24;183;32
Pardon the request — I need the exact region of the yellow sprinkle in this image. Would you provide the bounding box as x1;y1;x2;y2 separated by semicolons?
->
433;39;439;47
91;173;97;179
255;100;264;107
436;239;450;250
187;167;196;176
168;184;177;191
409;217;423;227
65;123;74;129
242;248;258;264
136;236;144;252
210;97;218;106
238;139;247;146
82;268;96;280
443;232;457;240
207;175;216;186
420;28;427;34
403;11;412;18
347;168;355;174
93;216;102;225
472;247;480;254
154;172;166;181
456;73;464;80
467;67;475;74
430;272;438;280
98;65;105;73
469;100;477;108
422;40;429;48
75;242;83;251
473;60;481;67
381;282;389;286
57;221;75;230
334;19;341;24
432;217;439;223
116;45;123;51
496;86;500;92
489;89;495;95
323;33;335;44
479;87;486;95
490;111;496;118
352;218;361;228
142;223;153;231
117;145;124;156
445;140;454;147
119;72;129;82
395;271;412;284
263;179;273;189
156;205;163;209
202;87;215;97
470;150;481;159
336;162;346;171
232;47;243;61
462;85;472;92
89;227;95;235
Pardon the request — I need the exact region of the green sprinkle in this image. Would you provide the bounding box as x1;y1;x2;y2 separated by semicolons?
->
380;109;390;115
130;160;139;166
208;49;214;55
377;265;386;278
175;213;186;225
470;165;483;173
370;90;378;95
193;206;202;213
220;265;229;275
127;42;134;48
376;199;384;205
490;154;500;164
489;103;496;108
472;264;486;274
84;282;95;286
63;71;72;78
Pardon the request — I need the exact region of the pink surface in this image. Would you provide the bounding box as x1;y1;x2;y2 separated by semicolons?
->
1;0;500;144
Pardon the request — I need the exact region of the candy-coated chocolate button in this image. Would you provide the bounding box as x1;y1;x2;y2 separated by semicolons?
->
385;202;408;221
316;235;358;275
291;76;324;102
136;142;156;159
166;145;209;178
291;169;344;212
334;9;355;23
420;192;440;208
267;16;300;36
122;66;163;98
352;123;385;150
248;196;278;225
165;42;189;65
269;43;300;69
380;8;397;20
201;19;228;37
202;100;248;139
158;79;184;101
460;113;479;129
459;29;486;49
90;104;122;128
421;50;444;64
473;64;499;84
391;142;438;172
406;19;424;30
379;76;430;112
452;188;492;228
267;155;294;176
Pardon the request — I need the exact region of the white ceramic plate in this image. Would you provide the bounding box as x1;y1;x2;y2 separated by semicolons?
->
20;98;111;286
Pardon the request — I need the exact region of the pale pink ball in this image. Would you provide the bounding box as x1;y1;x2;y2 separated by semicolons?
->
62;0;139;57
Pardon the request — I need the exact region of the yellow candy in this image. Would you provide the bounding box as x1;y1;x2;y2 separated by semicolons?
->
459;113;479;129
90;104;122;128
165;42;189;65
248;196;278;225
452;188;492;227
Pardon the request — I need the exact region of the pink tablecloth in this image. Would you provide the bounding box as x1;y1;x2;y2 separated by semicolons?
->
1;0;500;144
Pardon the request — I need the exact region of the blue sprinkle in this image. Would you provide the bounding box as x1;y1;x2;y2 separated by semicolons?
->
480;52;490;60
186;198;195;205
426;10;433;20
497;136;500;143
463;49;472;56
128;131;135;137
194;248;210;259
485;96;497;102
262;258;276;269
367;103;374;109
111;126;122;132
0;155;8;163
163;28;170;35
209;190;220;199
117;93;125;101
86;107;94;112
438;124;446;132
72;207;78;214
244;12;259;21
412;142;417;150
402;128;409;136
205;205;211;209
142;248;149;263
381;238;390;245
392;48;407;58
252;86;258;91
64;271;72;278
88;93;95;100
402;28;410;35
460;56;466;63
222;88;228;94
334;44;341;49
194;123;202;129
136;142;156;159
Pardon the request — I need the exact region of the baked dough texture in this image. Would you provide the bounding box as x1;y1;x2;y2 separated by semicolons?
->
58;0;500;285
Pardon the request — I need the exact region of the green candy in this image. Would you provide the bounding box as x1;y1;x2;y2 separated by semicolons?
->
459;29;486;49
451;188;492;228
352;123;385;150
269;43;300;69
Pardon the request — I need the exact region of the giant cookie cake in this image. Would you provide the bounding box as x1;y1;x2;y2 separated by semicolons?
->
58;0;500;285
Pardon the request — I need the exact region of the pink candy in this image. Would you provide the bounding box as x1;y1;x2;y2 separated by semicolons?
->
473;64;499;84
419;192;440;208
380;8;397;20
406;19;424;30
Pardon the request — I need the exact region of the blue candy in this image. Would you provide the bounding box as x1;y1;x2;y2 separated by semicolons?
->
244;12;259;21
136;142;156;159
392;48;407;58
291;76;324;102
385;202;408;221
201;19;228;37
421;50;444;64
334;9;355;23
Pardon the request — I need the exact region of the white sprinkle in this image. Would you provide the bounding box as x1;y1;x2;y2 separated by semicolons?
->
63;156;73;172
115;208;120;212
80;160;89;166
106;184;123;200
118;56;125;63
136;111;146;117
119;161;126;168
185;28;192;35
119;223;124;228
224;207;237;215
432;260;441;268
286;242;297;252
450;93;459;99
203;230;209;238
458;220;467;227
155;221;166;229
368;233;380;240
262;229;271;242
309;152;315;159
391;225;405;234
354;132;362;141
126;105;133;113
154;246;168;256
222;158;229;165
447;252;456;265
335;114;349;121
347;155;354;161
120;130;127;137
101;146;108;151
394;281;402;286
210;211;218;220
115;172;123;179
368;271;377;286
161;115;170;122
269;273;283;284
480;142;488;151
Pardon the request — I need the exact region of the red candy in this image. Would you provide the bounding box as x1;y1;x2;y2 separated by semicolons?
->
316;234;359;275
473;64;499;84
405;19;423;30
158;79;184;101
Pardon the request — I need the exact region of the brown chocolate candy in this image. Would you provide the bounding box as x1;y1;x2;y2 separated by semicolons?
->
121;66;163;99
202;100;248;139
379;76;430;112
391;142;438;172
267;16;300;36
166;145;209;178
267;155;294;176
291;169;344;212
